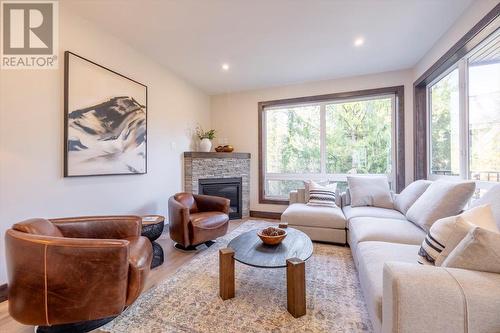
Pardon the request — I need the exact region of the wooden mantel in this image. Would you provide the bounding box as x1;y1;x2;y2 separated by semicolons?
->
183;152;251;159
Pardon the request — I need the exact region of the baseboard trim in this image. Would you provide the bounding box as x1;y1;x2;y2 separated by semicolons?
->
0;284;8;302
249;210;282;220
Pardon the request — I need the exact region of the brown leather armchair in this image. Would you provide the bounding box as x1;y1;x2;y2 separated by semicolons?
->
168;193;230;250
5;216;152;331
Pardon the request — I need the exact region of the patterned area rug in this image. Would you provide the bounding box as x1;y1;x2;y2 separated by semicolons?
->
102;220;372;333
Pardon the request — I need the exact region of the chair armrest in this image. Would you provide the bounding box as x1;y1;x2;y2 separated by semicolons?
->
194;194;230;214
49;215;141;239
5;230;130;326
168;196;190;245
382;262;500;333
125;236;153;305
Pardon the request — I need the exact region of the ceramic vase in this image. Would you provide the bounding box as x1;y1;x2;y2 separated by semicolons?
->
199;138;212;152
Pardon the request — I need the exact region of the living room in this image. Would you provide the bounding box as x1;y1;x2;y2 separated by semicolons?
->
0;0;499;332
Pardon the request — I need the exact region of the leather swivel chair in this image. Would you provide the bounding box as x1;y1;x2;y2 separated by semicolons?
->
168;193;230;250
5;216;153;332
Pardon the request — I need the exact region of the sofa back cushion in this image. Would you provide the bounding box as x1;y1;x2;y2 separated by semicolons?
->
13;218;63;237
346;176;393;209
469;184;500;229
407;180;475;231
394;180;432;214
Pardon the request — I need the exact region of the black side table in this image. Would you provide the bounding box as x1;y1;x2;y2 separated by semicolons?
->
141;215;165;269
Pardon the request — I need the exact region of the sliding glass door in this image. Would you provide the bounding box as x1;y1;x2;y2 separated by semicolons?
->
428;29;500;197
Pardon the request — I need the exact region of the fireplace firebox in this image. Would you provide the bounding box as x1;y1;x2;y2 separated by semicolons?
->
198;177;242;220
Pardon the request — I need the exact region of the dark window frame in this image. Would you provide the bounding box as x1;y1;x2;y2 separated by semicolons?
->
258;86;405;205
413;4;500;180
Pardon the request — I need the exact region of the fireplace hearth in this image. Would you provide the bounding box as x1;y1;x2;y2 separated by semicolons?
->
199;177;242;219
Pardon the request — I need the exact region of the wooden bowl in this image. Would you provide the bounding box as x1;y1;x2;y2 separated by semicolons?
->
257;228;287;245
222;145;234;152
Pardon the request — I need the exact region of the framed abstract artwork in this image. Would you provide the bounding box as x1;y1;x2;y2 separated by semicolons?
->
64;51;147;177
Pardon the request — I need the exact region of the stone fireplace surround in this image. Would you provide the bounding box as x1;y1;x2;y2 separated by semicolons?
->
183;152;250;218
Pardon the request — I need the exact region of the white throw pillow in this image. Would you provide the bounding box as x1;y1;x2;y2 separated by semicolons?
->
406;180;475;231
441;226;500;274
346;176;393;209
303;180;328;202
417;205;498;265
307;181;337;208
469;183;500;228
394;180;432;214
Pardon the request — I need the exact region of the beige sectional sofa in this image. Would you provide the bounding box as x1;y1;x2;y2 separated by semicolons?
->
281;182;500;333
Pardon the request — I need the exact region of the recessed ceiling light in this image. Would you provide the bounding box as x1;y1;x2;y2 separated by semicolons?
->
221;63;230;71
354;37;364;47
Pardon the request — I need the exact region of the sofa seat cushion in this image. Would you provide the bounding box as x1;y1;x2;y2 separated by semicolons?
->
281;203;346;229
189;212;228;229
189;212;229;245
348;217;426;246
342;205;406;221
125;236;153;305
356;241;419;330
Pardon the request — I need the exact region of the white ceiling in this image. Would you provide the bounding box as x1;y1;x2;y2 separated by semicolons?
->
65;0;474;94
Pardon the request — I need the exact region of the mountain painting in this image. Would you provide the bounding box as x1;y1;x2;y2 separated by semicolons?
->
64;52;147;176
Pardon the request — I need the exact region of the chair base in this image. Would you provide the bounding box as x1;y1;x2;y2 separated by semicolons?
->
151;241;164;268
174;240;216;252
36;316;116;333
174;243;198;251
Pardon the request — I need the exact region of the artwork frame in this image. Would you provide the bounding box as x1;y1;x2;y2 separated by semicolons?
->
64;51;148;177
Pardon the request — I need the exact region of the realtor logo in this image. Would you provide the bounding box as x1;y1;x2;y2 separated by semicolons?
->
1;1;58;69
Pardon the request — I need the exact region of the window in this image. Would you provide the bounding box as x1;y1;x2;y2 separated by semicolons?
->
259;88;403;202
427;29;500;195
429;68;460;177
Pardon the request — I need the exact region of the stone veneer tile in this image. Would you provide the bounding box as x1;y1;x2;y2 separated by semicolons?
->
184;156;250;218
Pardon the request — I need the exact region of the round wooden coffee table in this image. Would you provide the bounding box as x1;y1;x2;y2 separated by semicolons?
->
220;227;313;318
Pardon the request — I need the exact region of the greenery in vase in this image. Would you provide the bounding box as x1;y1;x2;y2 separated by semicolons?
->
196;126;216;140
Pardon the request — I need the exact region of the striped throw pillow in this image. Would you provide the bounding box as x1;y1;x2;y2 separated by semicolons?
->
418;205;498;265
307;181;337;208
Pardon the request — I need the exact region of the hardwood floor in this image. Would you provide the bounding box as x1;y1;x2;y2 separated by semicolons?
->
0;219;247;333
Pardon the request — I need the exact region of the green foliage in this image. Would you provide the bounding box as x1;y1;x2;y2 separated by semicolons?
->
196;126;216;140
265;98;393;197
430;70;459;175
325;99;391;174
266;106;321;173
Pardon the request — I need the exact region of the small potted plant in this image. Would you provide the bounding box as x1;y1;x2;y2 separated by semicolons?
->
196;126;216;152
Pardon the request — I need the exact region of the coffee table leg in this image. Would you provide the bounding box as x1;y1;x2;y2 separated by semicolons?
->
219;248;235;300
286;257;306;318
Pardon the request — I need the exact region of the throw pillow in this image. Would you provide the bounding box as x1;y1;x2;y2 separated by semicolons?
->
394;180;432;214
346;176;393;209
469;184;500;229
442;226;500;274
304;180;328;202
417;204;498;265
406;180;475;231
307;181;337;208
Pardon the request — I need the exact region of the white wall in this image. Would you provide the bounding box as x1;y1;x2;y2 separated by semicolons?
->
414;0;498;79
0;4;211;284
210;70;414;214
